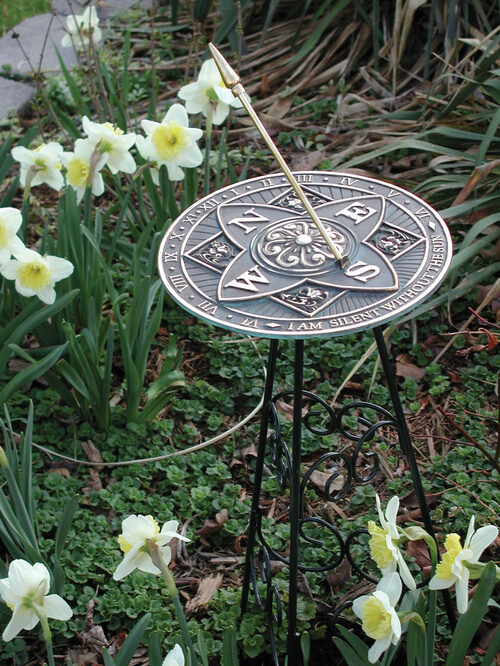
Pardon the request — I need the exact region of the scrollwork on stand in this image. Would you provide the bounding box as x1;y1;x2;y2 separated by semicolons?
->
245;391;402;661
248;511;283;665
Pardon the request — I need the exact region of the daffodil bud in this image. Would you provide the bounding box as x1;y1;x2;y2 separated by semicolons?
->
0;446;8;468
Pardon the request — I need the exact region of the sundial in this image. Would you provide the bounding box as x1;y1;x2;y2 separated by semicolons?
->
157;44;454;666
158;170;451;337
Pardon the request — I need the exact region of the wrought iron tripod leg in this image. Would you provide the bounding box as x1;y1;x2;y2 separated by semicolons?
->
287;339;304;666
241;339;279;614
373;326;456;626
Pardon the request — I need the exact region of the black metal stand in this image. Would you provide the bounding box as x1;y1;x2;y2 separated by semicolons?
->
241;327;453;666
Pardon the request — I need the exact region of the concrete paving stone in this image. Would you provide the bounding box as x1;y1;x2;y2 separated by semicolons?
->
52;0;153;20
0;0;153;119
0;13;78;76
0;78;35;121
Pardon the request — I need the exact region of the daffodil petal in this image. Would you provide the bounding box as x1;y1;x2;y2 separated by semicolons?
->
352;594;370;619
455;567;470;614
376;573;402;606
211;102;230;125
44;594;73;621
429;573;455;590
464;515;475;547
164;104;189;127
36;286;56;304
397;553;416;590
113;542;143;580
468;525;498;561
134;550;161;575
2;605;37;641
45;256;74;280
162;643;185;666
368;632;392;664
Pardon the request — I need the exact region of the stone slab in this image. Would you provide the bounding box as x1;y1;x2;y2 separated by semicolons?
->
0;13;78;76
0;78;35;120
51;0;153;19
0;0;153;119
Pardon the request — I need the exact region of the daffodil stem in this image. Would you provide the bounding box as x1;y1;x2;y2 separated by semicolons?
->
147;541;198;665
33;607;55;666
204;107;213;196
425;546;438;666
20;171;34;243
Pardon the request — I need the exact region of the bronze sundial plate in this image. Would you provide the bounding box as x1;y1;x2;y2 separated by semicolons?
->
158;171;452;339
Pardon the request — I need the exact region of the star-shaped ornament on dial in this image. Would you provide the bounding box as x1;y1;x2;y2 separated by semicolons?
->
158;171;452;338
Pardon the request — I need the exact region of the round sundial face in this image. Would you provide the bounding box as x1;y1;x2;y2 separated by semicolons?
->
158;171;452;339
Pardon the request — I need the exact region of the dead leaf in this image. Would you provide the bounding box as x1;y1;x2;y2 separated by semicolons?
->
48;467;70;477
395;353;425;380
452;159;500;206
306;468;345;494
83;468;102;494
406;539;431;571
66;648;100;665
195;509;228;536
185;573;223;613
7;359;30;372
80;625;108;650
81;440;104;469
241;442;257;459
456;328;499;357
326;559;351;593
275;400;308;421
399;489;439;510
290;149;326;171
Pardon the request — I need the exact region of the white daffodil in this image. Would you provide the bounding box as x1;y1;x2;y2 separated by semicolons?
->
61;5;102;49
367;495;416;590
0;559;72;641
11;142;64;191
162;644;185;666
429;516;498;614
82;116;137;174
352;573;402;664
0;208;25;265
62;138;107;204
137;104;203;181
113;514;190;581
178;59;243;125
0;247;74;304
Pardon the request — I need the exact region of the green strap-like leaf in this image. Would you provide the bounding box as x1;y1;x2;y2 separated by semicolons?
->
445;562;497;666
0;343;68;407
148;631;163;666
222;629;239;666
101;648;116;666
480;623;500;666
332;637;373;666
114;613;151;666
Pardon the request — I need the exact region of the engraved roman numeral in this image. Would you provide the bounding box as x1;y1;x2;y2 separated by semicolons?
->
387;189;400;198
340;177;359;185
261;178;272;187
414;206;430;218
200;198;218;211
296;174;312;182
226;265;270;292
163;251;178;262
169;274;188;292
242;317;259;328
199;300;217;314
